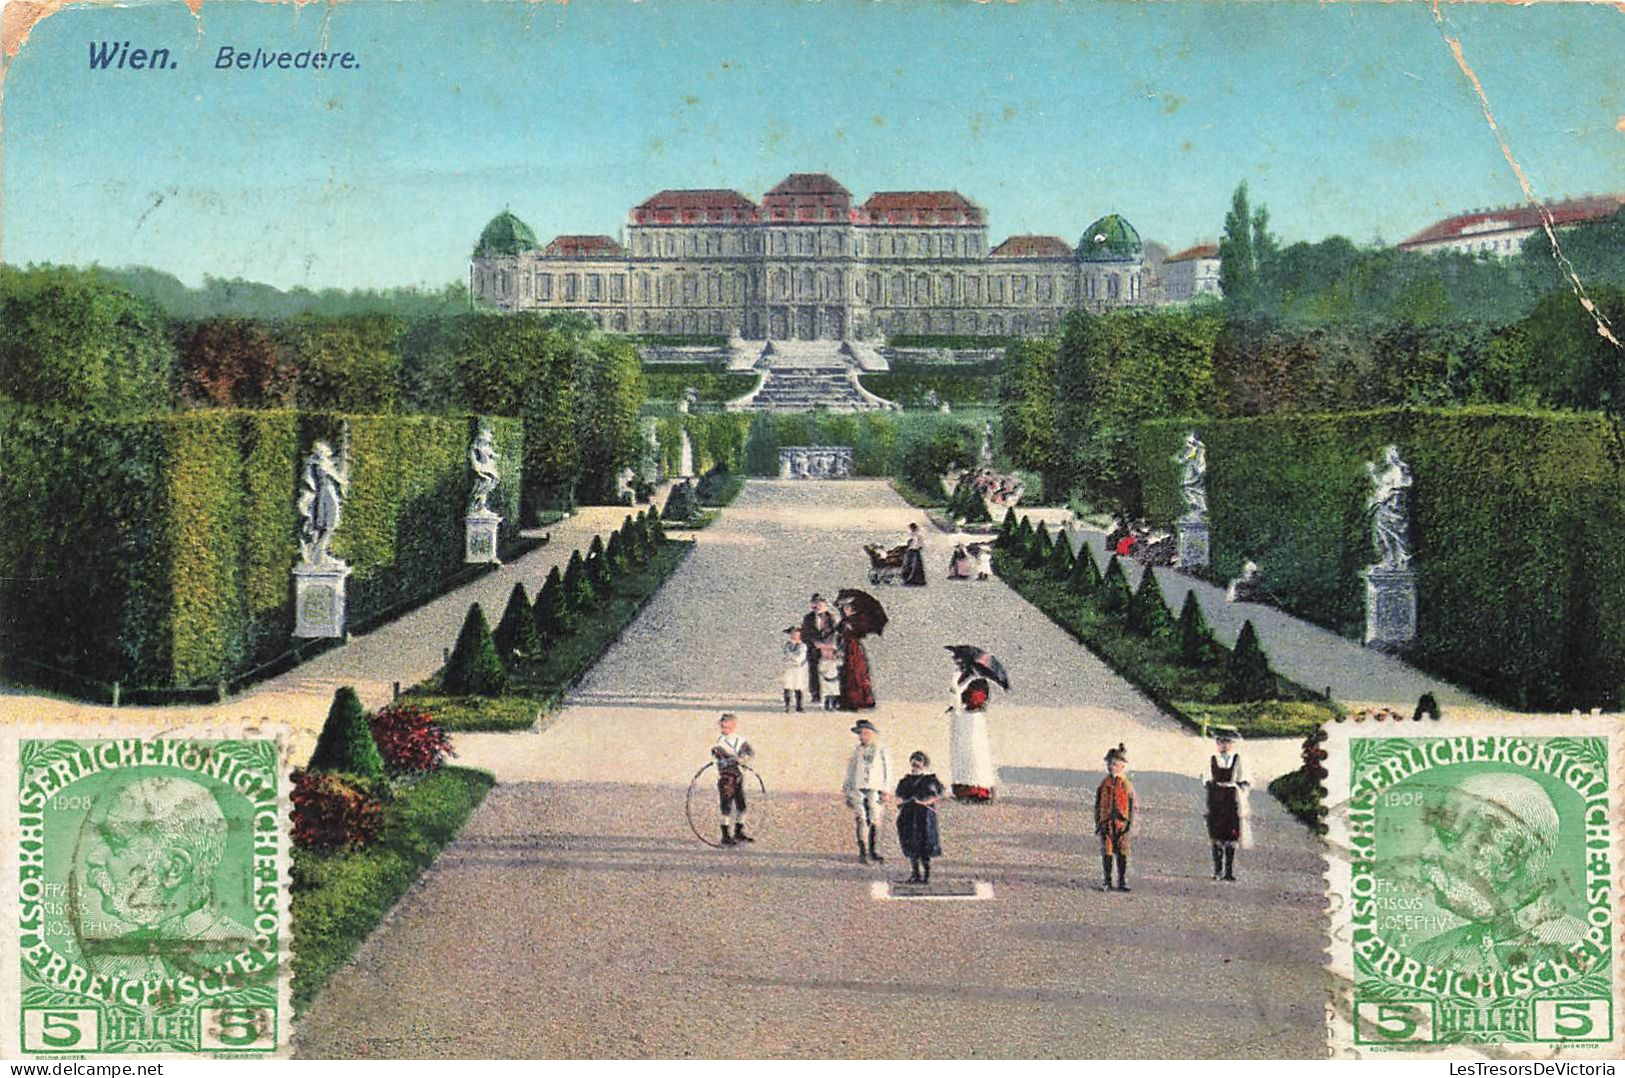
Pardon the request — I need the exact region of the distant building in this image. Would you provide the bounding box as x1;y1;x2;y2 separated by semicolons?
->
1397;193;1625;257
469;173;1152;339
1160;243;1221;303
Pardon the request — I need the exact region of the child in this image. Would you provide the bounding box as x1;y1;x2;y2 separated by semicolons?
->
711;713;756;846
895;751;944;883
842;719;891;863
972;543;993;581
1204;727;1250;881
1094;743;1135;891
781;626;807;712
818;641;843;710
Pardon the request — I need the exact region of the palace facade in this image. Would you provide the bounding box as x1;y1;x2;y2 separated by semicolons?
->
469;173;1152;339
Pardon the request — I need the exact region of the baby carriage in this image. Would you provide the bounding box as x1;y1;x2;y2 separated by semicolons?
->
864;542;909;586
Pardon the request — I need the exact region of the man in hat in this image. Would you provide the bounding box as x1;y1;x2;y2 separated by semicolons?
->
842;719;892;864
712;713;756;846
800;594;837;704
1094;743;1135;891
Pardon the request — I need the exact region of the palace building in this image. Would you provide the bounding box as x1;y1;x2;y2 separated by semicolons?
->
469;173;1152;339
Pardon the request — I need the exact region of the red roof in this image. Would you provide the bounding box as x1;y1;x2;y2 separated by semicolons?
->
1165;243;1219;263
989;234;1073;259
765;173;850;197
762;173;852;221
1399;194;1625;248
542;235;627;258
860;191;985;226
631;189;760;225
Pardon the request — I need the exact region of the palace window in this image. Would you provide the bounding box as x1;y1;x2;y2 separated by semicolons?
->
664;236;677;256
1036;276;1052;302
968;277;982;303
914;275;929;304
589;275;603;301
637;274;650;302
539;274;554;301
683;275;698;304
611;276;625;302
891;272;907;304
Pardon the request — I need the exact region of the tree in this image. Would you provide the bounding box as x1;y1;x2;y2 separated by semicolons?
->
307;686;388;780
605;529;629;575
176;317;293;407
1023;521;1052;571
562;550;596;611
1099;556;1132;616
1047;528;1076;581
1219;182;1260;314
533;566;572;640
0;265;177;415
1015;515;1035;552
1126;568;1177;640
586;534;613;592
573;333;648;504
1176;589;1216;666
646;507;667;544
1068;541;1104;596
998;335;1062;491
492;582;541;660
995;508;1020;550
443;602;508;697
1221;620;1276;703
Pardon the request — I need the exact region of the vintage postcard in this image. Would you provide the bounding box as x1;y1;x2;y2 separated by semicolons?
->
2;0;1623;1061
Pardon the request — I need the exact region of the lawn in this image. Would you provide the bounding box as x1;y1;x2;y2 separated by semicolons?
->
404;538;694;731
291;766;494;1013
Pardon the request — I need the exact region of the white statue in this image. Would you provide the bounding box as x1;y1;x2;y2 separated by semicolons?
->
1366;445;1413;571
1175;430;1208;519
979;420;995;468
468;425;501;515
297;441;348;567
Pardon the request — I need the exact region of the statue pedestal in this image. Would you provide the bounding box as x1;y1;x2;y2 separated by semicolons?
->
1176;516;1209;569
294;562;351;639
1362;567;1416;651
465;512;502;564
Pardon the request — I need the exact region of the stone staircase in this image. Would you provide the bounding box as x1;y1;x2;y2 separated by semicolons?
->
724;340;897;413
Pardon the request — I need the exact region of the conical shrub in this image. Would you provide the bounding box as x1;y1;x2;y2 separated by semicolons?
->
563;549;596;611
586;534;612;591
1069;543;1103;596
605;530;629;575
647;508;667;544
307;686;387;781
995;509;1019;550
493;582;541;660
1099;555;1132;616
1176;589;1216;666
533;566;573;640
1047;529;1076;581
443;602;508;697
1015;514;1035;553
1022;521;1052;571
1126;568;1177;640
1221;620;1276;703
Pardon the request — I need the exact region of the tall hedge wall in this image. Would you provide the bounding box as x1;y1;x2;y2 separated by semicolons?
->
1139;408;1625;710
0;409;521;696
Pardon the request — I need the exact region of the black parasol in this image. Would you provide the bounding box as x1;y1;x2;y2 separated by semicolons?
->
945;645;1010;690
835;588;888;638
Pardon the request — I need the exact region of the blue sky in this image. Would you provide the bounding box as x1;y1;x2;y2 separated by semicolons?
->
3;0;1621;291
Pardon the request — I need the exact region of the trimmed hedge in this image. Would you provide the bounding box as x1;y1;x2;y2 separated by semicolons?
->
0;409;521;696
1139;408;1625;710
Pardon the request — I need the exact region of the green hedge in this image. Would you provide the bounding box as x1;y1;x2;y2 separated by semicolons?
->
0;409;522;696
857;372;999;406
1139;408;1625;710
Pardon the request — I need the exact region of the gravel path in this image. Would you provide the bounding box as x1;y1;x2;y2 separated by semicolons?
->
295;481;1328;1059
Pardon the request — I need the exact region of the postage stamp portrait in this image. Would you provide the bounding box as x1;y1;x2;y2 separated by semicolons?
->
4;730;291;1059
1326;717;1622;1057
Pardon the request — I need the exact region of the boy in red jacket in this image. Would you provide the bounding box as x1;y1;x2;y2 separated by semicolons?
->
1095;743;1135;892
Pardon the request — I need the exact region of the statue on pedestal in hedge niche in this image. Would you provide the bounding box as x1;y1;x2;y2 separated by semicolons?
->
298;440;349;567
469;424;501;516
1175;430;1208;521
1366;444;1412;572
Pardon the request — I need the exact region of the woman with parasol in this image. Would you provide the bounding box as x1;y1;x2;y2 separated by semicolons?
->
945;645;1008;801
835;589;884;711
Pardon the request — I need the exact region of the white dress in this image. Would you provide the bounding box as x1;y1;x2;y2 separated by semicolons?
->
948;673;998;795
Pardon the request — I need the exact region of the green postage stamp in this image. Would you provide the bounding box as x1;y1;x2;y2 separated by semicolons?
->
2;726;291;1059
1326;715;1623;1058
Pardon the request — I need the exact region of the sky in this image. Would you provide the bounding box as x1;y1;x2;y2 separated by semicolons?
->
2;0;1622;292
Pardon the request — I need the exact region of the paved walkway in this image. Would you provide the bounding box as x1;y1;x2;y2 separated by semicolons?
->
0;499;665;761
295;481;1326;1058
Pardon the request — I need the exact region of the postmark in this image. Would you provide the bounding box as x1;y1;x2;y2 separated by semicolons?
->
2;726;292;1059
1325;715;1623;1057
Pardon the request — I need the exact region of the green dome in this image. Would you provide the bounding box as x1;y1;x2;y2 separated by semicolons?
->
474;211;540;258
1078;214;1142;262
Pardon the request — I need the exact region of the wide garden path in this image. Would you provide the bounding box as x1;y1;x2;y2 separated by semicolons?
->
295;480;1328;1059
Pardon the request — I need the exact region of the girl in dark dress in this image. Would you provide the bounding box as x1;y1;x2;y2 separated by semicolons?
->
900;523;927;586
895;751;944;883
1204;728;1250;881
